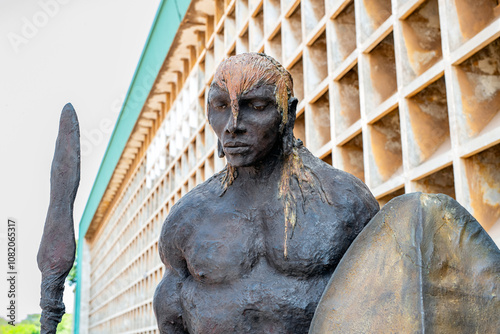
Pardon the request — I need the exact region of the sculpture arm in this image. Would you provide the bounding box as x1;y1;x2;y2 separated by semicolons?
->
154;202;192;333
153;265;188;334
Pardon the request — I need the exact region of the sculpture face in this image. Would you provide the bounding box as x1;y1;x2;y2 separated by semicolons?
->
207;53;295;167
208;83;282;167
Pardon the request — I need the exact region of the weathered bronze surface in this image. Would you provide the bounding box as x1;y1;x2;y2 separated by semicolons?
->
37;104;80;334
310;192;500;334
153;53;379;333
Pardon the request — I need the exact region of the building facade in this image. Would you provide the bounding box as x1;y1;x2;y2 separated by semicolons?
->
75;0;500;332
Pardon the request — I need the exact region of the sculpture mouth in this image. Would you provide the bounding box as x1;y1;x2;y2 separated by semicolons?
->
224;142;250;154
224;142;249;147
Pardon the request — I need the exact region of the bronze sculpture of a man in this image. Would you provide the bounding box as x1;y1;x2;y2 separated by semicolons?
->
153;53;379;333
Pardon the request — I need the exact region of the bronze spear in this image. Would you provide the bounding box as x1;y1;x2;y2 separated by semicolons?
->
37;103;80;333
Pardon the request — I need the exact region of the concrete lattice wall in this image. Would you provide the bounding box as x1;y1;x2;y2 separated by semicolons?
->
85;0;500;333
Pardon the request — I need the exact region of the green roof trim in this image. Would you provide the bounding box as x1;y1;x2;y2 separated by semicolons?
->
74;0;191;332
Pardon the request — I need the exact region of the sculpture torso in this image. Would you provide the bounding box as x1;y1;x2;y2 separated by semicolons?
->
157;147;378;333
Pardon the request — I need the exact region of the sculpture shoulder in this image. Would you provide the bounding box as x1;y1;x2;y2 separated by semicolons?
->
297;146;379;217
165;174;221;223
158;172;222;265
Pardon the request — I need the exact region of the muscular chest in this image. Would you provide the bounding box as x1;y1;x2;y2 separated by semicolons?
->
182;194;348;283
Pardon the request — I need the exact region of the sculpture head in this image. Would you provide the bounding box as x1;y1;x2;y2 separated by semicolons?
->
208;54;331;258
208;53;298;167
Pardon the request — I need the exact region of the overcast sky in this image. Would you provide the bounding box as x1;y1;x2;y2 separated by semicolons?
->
0;0;161;322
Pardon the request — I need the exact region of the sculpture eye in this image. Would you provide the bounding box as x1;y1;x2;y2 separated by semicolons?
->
213;103;228;110
250;102;267;111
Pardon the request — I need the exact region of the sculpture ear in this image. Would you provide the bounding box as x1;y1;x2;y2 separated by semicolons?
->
217;139;225;158
282;97;298;155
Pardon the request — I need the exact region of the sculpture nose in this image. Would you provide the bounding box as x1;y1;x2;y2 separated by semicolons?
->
226;117;240;134
226;100;245;134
